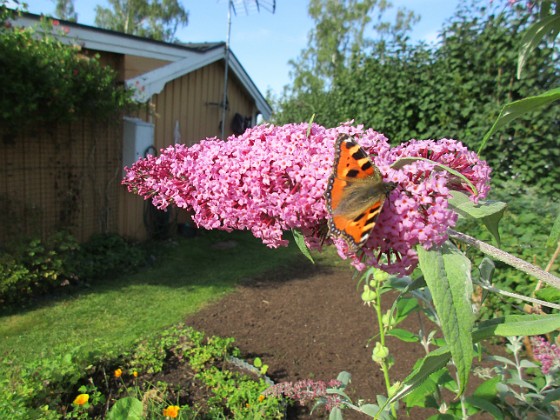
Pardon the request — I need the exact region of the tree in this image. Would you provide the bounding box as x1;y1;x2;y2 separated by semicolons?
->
284;0;418;96
54;0;77;22
94;0;188;42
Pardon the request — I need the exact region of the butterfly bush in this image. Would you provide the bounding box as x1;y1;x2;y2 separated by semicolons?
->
123;122;491;276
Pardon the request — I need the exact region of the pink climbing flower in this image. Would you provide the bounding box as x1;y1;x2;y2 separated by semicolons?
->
123;122;491;276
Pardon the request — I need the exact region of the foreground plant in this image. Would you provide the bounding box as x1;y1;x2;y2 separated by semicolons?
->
124;122;490;276
123;116;560;418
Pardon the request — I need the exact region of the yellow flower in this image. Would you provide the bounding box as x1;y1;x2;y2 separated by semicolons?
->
132;370;138;378
163;405;180;418
258;394;265;402
73;393;89;405
114;368;122;378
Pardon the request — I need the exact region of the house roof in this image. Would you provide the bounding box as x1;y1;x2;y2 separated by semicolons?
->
12;12;272;119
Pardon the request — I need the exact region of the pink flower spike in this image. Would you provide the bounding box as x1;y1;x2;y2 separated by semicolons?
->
122;124;491;276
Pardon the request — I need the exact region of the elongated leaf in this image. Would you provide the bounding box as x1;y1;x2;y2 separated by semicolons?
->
473;376;500;400
329;407;344;420
386;328;420;343
543;388;560;404
546;211;560;253
291;229;315;264
478;257;495;284
449;191;507;245
336;371;351;387
465;396;503;420
518;14;560;78
479;87;560;155
387;347;452;405
389;313;560;408
394;297;420;325
417;242;474;395
306;113;316;138
473;313;560;341
392;157;478;195
358;404;381;416
403;374;439;408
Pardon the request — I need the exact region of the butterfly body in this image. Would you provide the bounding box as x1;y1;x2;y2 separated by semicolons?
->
325;135;394;251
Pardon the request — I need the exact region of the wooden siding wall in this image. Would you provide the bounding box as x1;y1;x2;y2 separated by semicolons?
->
0;119;123;243
119;59;258;239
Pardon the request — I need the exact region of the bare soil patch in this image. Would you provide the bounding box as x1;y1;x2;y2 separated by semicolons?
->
184;259;442;418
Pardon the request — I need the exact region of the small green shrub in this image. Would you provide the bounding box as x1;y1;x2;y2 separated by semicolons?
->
0;232;146;306
68;234;146;281
0;232;79;304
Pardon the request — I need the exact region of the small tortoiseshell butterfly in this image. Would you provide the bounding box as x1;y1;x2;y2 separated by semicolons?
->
325;134;395;252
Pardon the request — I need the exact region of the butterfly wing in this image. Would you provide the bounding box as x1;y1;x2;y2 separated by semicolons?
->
326;134;389;251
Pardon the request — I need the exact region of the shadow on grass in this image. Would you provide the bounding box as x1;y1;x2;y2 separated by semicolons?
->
0;229;319;317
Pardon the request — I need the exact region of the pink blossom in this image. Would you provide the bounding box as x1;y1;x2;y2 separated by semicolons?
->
123;123;491;276
264;379;343;411
531;336;560;375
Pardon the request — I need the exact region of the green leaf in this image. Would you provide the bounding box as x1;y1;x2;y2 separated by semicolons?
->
335;371;351;388
391;157;478;195
394;297;420;325
478;257;495;284
306;113;316;138
449;191;506;245
535;287;560;303
473;314;560;341
417;241;474;395
253;357;262;368
464;396;503;420
472;376;500;400
403;374;439;408
387;347;452;405
546;211;560;253
543;387;560;404
386;328;420;343
106;397;144;420
329;407;344;420
479;87;560;155
358;404;381;416
517;14;560;78
291;229;315;264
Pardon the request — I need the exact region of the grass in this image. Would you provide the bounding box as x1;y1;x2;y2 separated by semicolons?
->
0;230;305;366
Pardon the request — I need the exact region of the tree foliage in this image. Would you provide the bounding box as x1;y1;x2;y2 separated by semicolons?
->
94;0;188;42
275;0;560;196
54;0;77;22
285;0;418;96
0;7;134;132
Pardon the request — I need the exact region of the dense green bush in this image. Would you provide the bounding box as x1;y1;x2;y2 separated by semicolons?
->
0;232;79;305
456;181;559;316
275;1;560;196
0;4;134;132
0;232;146;306
69;234;147;281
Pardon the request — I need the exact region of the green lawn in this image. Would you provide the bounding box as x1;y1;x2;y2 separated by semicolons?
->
0;230;305;365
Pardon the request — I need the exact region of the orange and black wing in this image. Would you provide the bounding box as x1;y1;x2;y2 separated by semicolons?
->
325;134;388;251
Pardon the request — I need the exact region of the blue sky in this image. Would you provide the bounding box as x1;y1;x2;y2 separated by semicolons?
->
21;1;460;98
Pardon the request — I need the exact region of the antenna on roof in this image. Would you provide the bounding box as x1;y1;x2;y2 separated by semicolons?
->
221;0;276;140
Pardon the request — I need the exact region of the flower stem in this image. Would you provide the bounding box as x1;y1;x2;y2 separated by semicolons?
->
373;285;397;418
447;229;560;290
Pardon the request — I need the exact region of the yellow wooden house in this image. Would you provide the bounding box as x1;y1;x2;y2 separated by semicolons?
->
1;12;272;242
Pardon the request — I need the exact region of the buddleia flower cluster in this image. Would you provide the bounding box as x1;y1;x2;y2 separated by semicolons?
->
123;122;491;276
